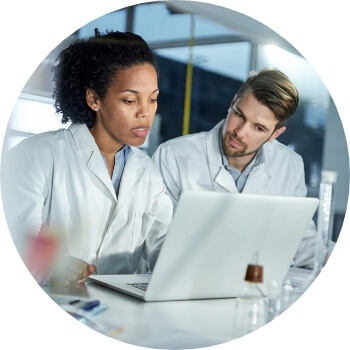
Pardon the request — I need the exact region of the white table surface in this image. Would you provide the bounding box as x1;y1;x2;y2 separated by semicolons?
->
46;267;312;349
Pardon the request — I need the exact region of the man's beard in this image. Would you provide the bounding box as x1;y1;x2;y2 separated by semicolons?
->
222;132;262;158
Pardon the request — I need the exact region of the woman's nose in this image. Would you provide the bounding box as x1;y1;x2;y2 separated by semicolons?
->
137;102;151;118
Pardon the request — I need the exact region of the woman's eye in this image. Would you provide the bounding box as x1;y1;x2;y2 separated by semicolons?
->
124;100;135;104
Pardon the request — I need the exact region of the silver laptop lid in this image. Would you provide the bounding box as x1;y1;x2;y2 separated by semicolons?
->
144;191;318;301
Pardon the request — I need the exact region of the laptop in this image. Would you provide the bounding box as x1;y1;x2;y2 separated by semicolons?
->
89;191;319;301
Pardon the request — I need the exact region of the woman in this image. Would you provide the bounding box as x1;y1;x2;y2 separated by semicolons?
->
1;29;173;285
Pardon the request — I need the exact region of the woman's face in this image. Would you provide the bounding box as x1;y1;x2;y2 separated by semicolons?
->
89;63;159;150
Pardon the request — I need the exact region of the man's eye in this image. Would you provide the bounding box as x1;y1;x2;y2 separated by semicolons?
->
124;100;135;104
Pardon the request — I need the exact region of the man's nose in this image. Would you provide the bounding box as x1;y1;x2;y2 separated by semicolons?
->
234;120;248;138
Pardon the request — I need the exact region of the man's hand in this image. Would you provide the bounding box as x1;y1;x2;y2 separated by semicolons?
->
50;256;96;286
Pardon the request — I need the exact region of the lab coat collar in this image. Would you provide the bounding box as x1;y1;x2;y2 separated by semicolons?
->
69;123;117;201
205;120;237;192
240;141;274;193
205;120;272;192
68;123;146;204
69;123;97;151
116;149;145;210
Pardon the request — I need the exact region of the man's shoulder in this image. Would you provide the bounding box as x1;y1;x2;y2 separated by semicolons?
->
156;120;224;154
157;131;207;152
265;140;303;162
166;131;207;144
270;139;300;153
131;146;153;164
132;147;159;169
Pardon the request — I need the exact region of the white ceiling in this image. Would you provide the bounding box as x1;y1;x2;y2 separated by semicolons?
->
165;1;301;56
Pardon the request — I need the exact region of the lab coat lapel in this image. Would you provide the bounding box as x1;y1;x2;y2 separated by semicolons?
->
243;143;271;193
213;166;238;192
206;120;238;193
85;150;117;201
116;150;145;207
69;123;117;202
242;163;270;193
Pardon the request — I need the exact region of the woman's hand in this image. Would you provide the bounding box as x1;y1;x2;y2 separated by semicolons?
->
50;256;96;286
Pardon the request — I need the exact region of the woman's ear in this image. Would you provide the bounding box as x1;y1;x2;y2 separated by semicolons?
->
86;89;99;111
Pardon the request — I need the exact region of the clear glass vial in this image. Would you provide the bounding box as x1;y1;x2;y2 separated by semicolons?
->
233;263;268;334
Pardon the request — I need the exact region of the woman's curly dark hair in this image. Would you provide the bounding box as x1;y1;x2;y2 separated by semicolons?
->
52;29;158;128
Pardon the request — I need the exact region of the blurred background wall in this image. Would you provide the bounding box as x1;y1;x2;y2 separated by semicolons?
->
3;1;348;242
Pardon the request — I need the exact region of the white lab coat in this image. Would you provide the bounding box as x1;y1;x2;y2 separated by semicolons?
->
153;120;325;268
1;123;173;274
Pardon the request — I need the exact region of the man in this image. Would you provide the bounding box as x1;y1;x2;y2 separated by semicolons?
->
153;67;326;268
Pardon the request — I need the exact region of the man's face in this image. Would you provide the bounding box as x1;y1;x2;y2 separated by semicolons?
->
222;93;286;164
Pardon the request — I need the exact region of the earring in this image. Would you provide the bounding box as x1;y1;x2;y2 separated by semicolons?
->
94;107;99;112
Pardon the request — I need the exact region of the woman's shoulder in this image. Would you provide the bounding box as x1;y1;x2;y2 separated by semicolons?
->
5;128;68;159
17;128;66;145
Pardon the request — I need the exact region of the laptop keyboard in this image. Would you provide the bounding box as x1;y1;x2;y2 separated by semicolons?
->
127;283;149;291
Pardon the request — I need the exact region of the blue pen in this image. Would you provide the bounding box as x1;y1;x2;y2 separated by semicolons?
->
80;300;100;311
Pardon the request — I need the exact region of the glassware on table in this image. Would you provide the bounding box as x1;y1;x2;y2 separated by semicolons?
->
316;170;337;267
233;261;268;335
304;170;338;289
267;279;282;322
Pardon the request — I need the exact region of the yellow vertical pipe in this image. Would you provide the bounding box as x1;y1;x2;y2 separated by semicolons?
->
182;15;195;135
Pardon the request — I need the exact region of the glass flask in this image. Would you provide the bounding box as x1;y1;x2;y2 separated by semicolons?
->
233;263;268;334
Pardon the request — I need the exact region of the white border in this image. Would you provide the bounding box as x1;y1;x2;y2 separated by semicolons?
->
1;1;349;349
